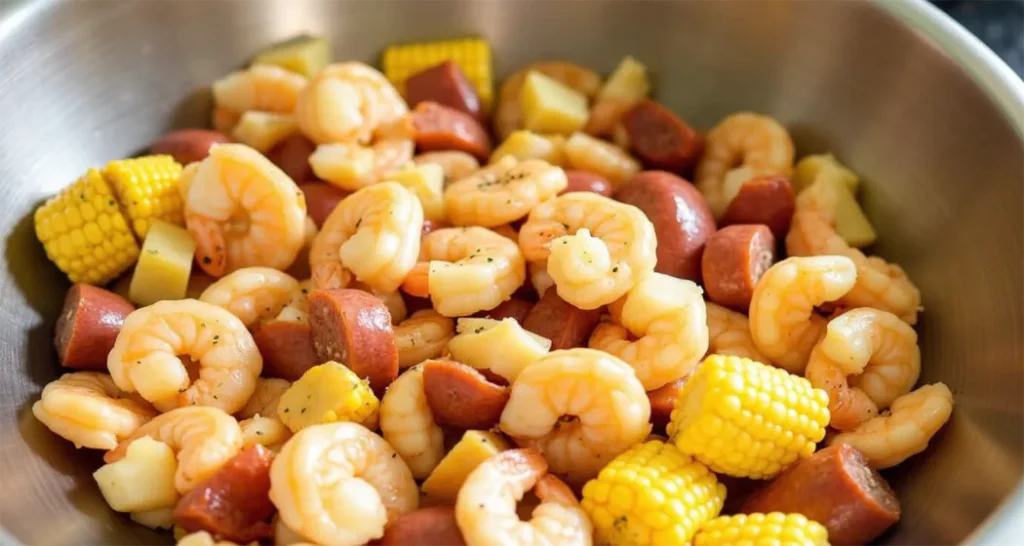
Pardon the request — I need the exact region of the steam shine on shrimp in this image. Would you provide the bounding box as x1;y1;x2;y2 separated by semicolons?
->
379;366;444;479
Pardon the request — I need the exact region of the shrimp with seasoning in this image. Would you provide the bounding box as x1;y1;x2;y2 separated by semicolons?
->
519;192;657;310
295;62;408;145
695;113;795;218
588;274;708;391
394;310;455;368
805;308;921;431
309;181;423;292
455;448;593;546
705;302;770;363
830;383;953;468
184;144;307;277
444;156;567;227
107;299;262;414
748;256;858;374
237;377;291;419
104;406;243;493
213;64;308;115
269;422;418;546
494;61;602;140
414;151;481;185
499;348;651;484
274;279;313;323
400;227;526;317
239;415;292;452
378;365;444;479
32;372;156;450
309;118;415;191
199;267;300;329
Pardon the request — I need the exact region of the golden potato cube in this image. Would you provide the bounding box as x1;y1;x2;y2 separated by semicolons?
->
490;130;566;166
794;153;860;194
385;163;446;222
129;219;196;306
803;175;878;248
93;437;178;512
130;507;175;530
277;361;380;432
253;35;331;77
421;430;510;502
447;317;551;382
598;56;650;102
520;71;589;135
232;111;297;153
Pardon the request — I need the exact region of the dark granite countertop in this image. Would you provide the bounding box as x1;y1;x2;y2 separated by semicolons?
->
937;0;1023;77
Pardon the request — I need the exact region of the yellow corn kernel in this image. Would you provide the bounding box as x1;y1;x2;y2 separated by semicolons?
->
231;111;297;153
34;169;140;285
581;440;726;546
668;355;830;479
277;361;380;432
490;130;567;166
564;132;640;188
520;71;590;135
103;155;185;238
384;163;446;222
252;35;332;77
382;37;493;109
421;430;510;502
128;220;196;306
694;513;830;546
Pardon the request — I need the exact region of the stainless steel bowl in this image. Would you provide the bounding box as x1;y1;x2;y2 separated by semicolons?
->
0;1;1021;544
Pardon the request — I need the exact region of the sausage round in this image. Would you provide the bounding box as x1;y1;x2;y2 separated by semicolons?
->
252;320;319;381
404;61;484;124
701;224;776;312
475;298;534;324
421;359;509;430
376;506;467;546
149;129;231;165
522;289;602;351
720;175;795;238
740;444;901;545
647;377;689;431
265;132;317;183
561;170;614;197
620;100;703;173
411;102;492;161
308;289;399;395
614;170;717;281
55;284;135;370
299;182;349;229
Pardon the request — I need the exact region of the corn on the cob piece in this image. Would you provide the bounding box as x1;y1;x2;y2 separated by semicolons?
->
102;155;184;238
277;361;380;432
34;169;141;284
382;37;493;109
668;355;830;479
581;440;726;545
694;513;830;546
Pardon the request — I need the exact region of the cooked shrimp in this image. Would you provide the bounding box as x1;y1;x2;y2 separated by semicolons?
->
213;64;308;114
199;267;300;329
830;383;953;468
588;274;708;391
444;157;568;227
494;61;602;140
499;348;651;484
400;227;526;317
562;132;641;188
351;280;408;325
184;144;307;277
269;422;418;546
309;181;423;292
414;151;481;185
749;256;858;374
395;310;455;368
519;193;657;309
309;118;415;191
787;188;922;324
695;113;795;218
275;279;313;323
456;448;593;546
237;378;291;419
104;406;243;493
107;299;262;414
805;308;920;431
378;366;444;479
530;260;555;297
705;302;770;363
32;372;156;450
295;62;408;145
240;415;292;452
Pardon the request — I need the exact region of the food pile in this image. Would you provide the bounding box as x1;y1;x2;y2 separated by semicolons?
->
31;34;952;546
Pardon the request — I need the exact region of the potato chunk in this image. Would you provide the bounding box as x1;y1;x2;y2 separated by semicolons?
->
94;437;178;512
520;71;589;135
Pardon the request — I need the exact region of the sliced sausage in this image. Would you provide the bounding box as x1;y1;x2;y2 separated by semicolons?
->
149;129;231;165
252;320;319;381
172;445;275;543
421;359;509;430
298;182;349;229
411;102;492;161
377;506;467;546
701;225;775;312
405;61;484;124
308;289;398;395
475;298;533;323
620;100;703;173
740;444;901;545
55;284;135;370
266;132;316;183
522;289;602;350
561;170;613;197
720;175;795;238
614;171;717;281
647;377;688;431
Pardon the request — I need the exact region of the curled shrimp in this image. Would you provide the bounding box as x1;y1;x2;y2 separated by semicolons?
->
395;310;455;368
401;227;526;317
199;267;300;329
805;308;921;431
107;299;262;414
499;348;651;484
237;378;291;419
444;157;568;227
295;62;408;145
213;64;308;115
350;280;408;325
379;365;444;479
456;448;593;546
269;422;418;546
104;406;243;493
705;302;770;363
184;144;307;277
309;181;423;292
830;383;953;468
494;61;602;140
240;415;292;452
32;372;156;450
414;151;481;184
519;193;657;309
588;274;708;390
748;256;858;374
275;279;313;323
309;118;415;192
787;185;922;324
695;113;795;218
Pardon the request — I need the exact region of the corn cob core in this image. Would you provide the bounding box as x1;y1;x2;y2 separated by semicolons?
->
103;155;185;238
581;440;726;545
694;513;830;546
668;355;830;479
382;38;493;109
